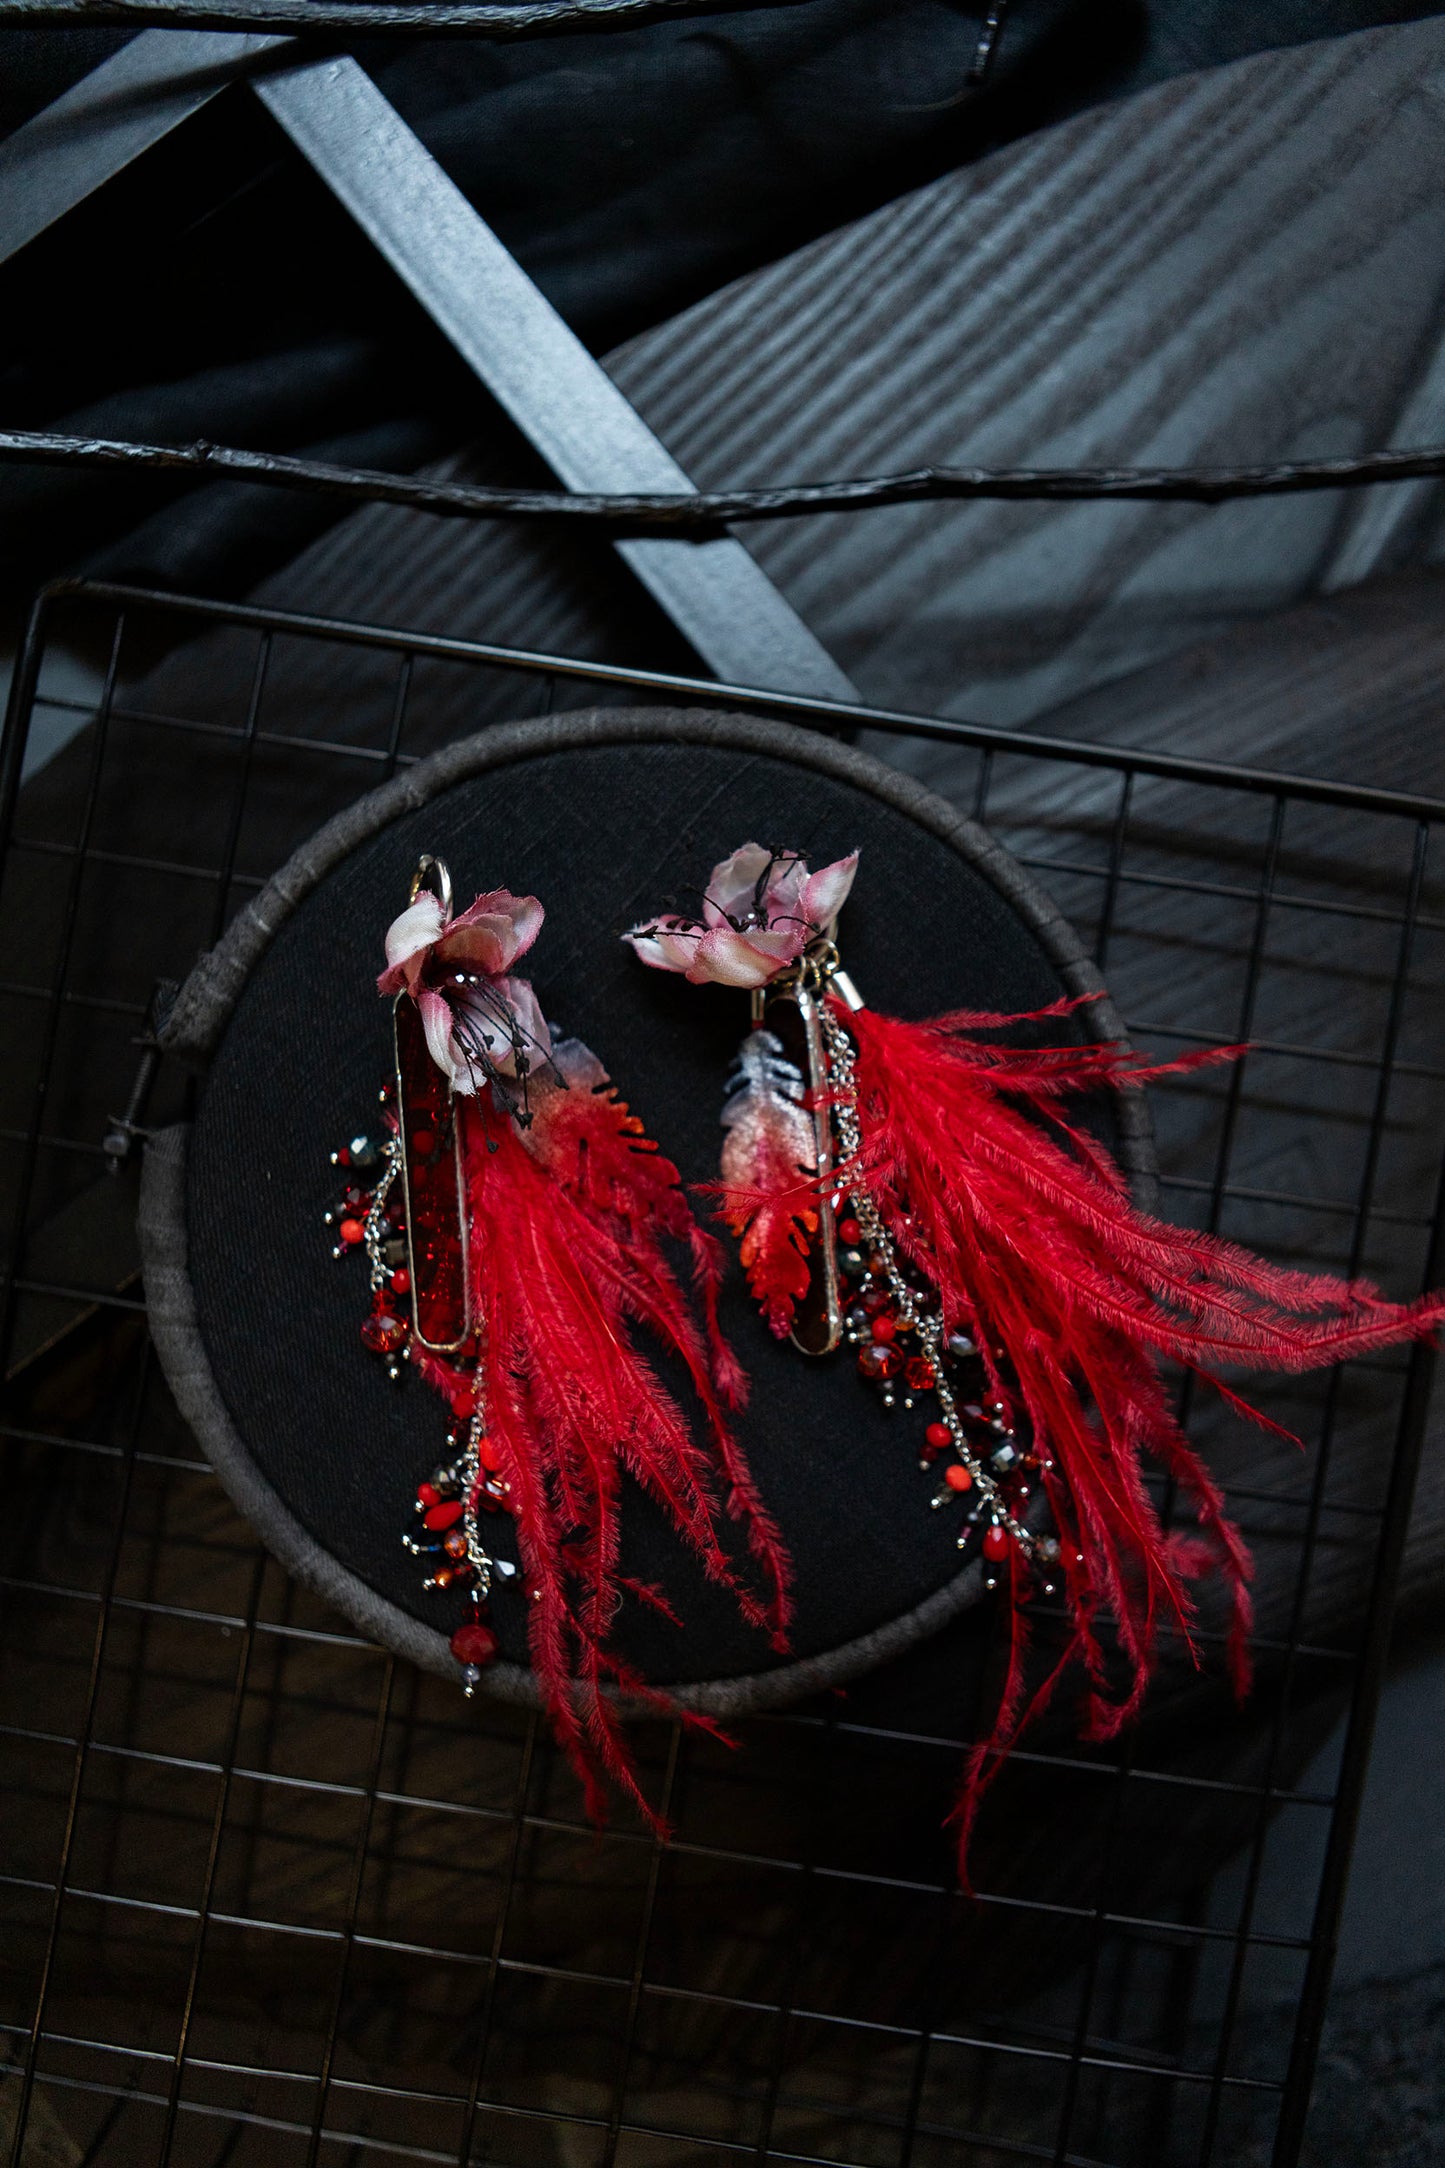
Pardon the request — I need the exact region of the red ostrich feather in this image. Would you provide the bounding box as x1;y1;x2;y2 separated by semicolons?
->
717;1028;819;1337
418;1043;790;1830
712;988;1444;1878
835;996;1445;1874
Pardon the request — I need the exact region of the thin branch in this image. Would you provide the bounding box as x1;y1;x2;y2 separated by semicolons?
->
5;426;1445;530
0;0;812;33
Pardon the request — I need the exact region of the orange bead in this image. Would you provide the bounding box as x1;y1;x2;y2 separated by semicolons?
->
944;1464;973;1493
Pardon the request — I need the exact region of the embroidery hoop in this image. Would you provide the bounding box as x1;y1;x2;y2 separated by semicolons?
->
139;705;1154;1716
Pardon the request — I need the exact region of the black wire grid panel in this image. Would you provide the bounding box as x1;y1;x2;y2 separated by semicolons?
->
1;578;1441;2168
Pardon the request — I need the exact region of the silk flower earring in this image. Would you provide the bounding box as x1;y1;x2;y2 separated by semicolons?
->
330;856;790;1828
626;842;1445;1873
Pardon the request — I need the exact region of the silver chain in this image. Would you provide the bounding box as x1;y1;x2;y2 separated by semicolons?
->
362;1136;401;1294
817;996;1038;1560
460;1406;494;1602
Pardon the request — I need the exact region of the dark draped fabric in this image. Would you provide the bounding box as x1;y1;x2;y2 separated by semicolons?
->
2;0;1442;605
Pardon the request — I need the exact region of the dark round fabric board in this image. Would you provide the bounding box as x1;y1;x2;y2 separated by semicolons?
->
142;707;1151;1709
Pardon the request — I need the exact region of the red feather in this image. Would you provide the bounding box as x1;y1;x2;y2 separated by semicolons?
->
417;1046;790;1829
525;1037;748;1408
718;1028;819;1337
826;998;1445;1879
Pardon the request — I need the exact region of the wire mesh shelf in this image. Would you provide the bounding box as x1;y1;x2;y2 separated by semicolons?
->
1;576;1441;2168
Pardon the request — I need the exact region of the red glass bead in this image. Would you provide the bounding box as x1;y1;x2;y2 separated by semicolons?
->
338;1217;365;1247
431;1565;455;1589
982;1525;1011;1562
861;1287;890;1316
477;1433;503;1473
944;1464;973;1493
449;1384;476;1417
443;1527;469;1559
906;1357;935;1392
925;1421;952;1451
837;1216;861;1245
450;1620;499;1667
416;1482;440;1509
360;1310;407;1355
424;1499;465;1531
336;1146;352;1166
870;1315;898;1344
391;1267;411;1294
857;1343;902;1383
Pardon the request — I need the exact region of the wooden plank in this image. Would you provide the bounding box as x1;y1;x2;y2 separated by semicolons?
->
0;28;286;265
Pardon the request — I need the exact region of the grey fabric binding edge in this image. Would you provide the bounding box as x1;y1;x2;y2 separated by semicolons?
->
139;704;1155;1716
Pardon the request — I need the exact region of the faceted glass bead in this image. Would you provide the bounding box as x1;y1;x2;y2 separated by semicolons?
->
906;1357;936;1392
857;1343;902;1383
360;1310;407;1355
450;1620;499;1667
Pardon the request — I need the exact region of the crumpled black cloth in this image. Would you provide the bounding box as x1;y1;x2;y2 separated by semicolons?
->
1;0;1440;605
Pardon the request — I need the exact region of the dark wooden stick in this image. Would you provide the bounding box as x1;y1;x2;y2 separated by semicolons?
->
6;425;1445;528
0;0;814;34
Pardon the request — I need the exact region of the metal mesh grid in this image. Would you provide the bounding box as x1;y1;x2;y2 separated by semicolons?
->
1;576;1441;2168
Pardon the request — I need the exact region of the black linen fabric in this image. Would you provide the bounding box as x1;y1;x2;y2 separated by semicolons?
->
166;714;1142;1695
